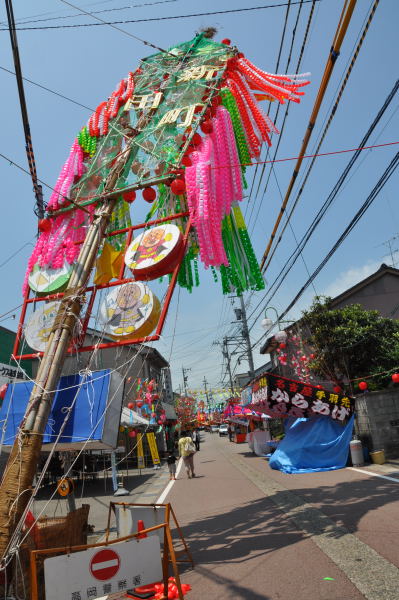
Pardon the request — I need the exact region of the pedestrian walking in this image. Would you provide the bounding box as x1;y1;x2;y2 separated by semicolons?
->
178;431;196;479
192;427;201;451
167;450;177;480
228;424;234;442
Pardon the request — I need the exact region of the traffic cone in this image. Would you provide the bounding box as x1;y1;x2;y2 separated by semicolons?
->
137;519;147;539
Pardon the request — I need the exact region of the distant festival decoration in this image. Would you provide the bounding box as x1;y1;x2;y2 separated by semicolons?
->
100;282;160;340
125;224;183;280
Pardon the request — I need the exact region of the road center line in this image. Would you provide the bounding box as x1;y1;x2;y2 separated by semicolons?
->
349;467;399;482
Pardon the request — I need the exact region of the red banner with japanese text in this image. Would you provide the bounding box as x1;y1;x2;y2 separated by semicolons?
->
250;374;354;423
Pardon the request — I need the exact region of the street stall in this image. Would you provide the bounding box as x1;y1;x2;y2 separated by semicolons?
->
248;373;355;473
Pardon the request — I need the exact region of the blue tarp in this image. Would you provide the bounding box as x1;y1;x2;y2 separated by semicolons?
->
0;370;122;448
269;414;355;474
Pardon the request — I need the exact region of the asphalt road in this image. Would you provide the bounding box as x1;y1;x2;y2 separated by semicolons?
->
163;432;399;600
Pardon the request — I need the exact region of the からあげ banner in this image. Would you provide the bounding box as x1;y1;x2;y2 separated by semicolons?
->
250;374;354;423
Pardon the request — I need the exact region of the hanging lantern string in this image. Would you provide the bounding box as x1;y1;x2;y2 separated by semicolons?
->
350;366;399;383
1;141;397;214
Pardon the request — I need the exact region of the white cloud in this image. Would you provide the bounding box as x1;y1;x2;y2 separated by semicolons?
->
322;260;382;298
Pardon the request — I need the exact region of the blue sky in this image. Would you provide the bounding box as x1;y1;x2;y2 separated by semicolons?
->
1;0;398;394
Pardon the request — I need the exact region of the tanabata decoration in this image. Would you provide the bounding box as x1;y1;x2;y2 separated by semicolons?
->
25;301;61;352
125;224;183;280
99;282;160;340
23;34;309;299
28;262;72;295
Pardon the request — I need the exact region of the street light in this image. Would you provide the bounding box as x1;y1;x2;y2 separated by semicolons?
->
261;307;293;341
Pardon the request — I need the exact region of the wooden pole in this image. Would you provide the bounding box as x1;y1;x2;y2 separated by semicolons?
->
0;150;128;566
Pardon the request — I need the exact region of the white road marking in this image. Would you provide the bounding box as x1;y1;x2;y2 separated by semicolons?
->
349;467;399;482
156;458;183;504
92;558;119;571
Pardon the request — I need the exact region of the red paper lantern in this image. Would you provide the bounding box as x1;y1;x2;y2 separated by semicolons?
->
128;430;137;438
142;187;156;203
392;373;399;383
221;38;231;45
127;402;134;410
170;178;186;195
123;190;136;204
38;218;51;233
333;386;342;394
200;120;213;134
358;381;368;391
279;342;286;349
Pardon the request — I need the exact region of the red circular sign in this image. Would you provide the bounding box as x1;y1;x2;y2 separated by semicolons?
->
90;548;120;581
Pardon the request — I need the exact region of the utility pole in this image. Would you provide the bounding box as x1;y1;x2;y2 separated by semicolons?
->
182;366;191;396
202;376;210;407
222;337;235;394
239;295;255;380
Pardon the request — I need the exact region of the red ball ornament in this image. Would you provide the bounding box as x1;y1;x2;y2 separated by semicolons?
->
170;178;186;195
181;155;192;167
221;38;231;45
38;218;51;233
333;386;342;394
358;381;368;391
316;385;323;389
128;430;137;438
392;373;399;383
127;402;134;410
136;400;143;408
200;120;213;134
123;190;136;204
279;342;286;349
309;353;315;359
300;355;307;362
151;412;157;418
142;187;156;203
191;132;202;146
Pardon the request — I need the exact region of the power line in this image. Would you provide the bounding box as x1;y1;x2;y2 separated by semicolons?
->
59;0;169;53
246;80;399;330
0;1;321;31
7;0;180;26
259;0;357;271
0;65;93;111
262;0;380;271
278;152;399;322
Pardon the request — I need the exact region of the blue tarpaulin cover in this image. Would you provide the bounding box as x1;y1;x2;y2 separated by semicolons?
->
0;369;123;448
269;414;355;474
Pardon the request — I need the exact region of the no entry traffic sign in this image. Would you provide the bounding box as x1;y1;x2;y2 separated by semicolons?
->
90;548;120;581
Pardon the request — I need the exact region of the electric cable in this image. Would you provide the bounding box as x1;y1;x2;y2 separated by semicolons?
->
245;0;295;219
59;0;170;53
259;0;357;271
5;0;180;26
250;151;399;351
0;65;93;111
246;80;399;330
262;0;380;271
0;1;322;31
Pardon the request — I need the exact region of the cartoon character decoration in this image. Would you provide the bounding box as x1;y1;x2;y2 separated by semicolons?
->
100;282;160;339
125;224;183;281
25;301;61;351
